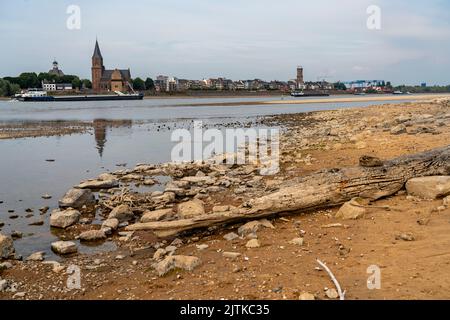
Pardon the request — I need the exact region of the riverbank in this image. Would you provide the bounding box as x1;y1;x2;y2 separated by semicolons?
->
1;97;450;300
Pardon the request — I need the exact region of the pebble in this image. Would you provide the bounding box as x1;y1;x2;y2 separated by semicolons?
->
223;252;241;260
325;288;339;299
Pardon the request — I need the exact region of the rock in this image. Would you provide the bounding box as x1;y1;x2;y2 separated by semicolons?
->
390;124;407;135
78;174;119;189
11;231;22;239
223;252;241;260
39;206;49;214
0;233;15;259
359;155;383;167
101;218;119;231
26;251;45;261
108;204;134;222
444;196;450;206
140;208;173;222
50;209;81;229
143;179;156;186
325;288;339;299
177;199;205;218
212;205;233;213
153;255;201;276
223;232;239;241
51;241;77;255
289;237;304;246
0;221;4;228
153;248;166;260
41;194;52;200
29;219;44;226
245;239;260;248
196;244;209;251
0;262;13;270
299;292;315;300
335;198;367;220
0;279;8;292
238;219;274;237
396;233;415;241
78;229;107;242
59;188;95;209
406;176;450;199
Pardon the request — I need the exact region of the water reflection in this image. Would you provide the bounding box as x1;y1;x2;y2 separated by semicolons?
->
93;119;132;157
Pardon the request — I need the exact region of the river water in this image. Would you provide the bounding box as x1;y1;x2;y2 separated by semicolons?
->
0;95;418;259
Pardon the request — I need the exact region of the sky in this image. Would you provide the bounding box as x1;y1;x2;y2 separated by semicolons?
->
0;0;449;85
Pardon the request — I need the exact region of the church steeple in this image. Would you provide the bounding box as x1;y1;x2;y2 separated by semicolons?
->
92;39;103;59
92;39;104;92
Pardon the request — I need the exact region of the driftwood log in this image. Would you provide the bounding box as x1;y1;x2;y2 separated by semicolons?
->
126;145;450;237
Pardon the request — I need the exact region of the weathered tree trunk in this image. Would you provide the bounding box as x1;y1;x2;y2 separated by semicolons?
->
126;145;450;237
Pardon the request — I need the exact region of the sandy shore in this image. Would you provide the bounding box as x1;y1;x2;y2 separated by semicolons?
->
1;98;450;300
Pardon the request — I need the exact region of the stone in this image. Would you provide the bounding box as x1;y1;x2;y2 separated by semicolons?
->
50;209;81;229
153;255;201;276
196;244;209;250
396;233;415;241
289;237;304;246
406;176;450;199
26;251;45;261
223;252;241;260
153;248;166;260
212;205;232;213
59;188;95;209
325;288;339;299
41;194;52;200
0;262;13;270
108;204;134;222
335;198;367;220
78;229;107;242
390;124;407;135
0;233;15;259
39;206;49;214
143;179;156;186
102;218;119;231
78;174;119;189
177;199;205;218
299;292;315;300
238;219;274;237
223;232;239;241
444;196;450;206
245;239;260;248
29;219;44;226
140;208;173;223
0;279;8;292
359;155;383;167
51;241;77;255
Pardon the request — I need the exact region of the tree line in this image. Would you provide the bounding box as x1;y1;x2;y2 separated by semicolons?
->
0;72;156;96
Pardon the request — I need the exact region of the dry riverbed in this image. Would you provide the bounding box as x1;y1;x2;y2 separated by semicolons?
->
1;98;450;300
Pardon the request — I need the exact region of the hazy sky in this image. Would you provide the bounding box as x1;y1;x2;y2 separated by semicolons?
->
1;0;449;85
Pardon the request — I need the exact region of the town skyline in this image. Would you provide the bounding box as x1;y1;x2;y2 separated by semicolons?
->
1;0;450;85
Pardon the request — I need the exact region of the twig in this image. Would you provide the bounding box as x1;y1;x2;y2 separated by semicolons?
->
316;259;345;300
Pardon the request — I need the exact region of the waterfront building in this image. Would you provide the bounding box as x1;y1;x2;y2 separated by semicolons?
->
91;40;133;92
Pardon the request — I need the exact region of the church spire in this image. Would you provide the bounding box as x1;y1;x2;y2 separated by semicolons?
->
92;39;103;59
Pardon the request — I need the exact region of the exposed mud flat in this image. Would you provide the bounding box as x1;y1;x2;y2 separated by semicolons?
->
1;98;450;300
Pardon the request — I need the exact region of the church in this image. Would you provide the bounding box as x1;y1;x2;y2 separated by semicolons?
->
91;40;133;92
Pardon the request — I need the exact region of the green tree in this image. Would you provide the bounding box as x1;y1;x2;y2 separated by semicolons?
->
145;77;155;90
133;77;145;90
333;82;347;91
81;79;92;89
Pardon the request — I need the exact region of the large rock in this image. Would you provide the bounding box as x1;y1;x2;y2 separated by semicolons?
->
153;255;201;276
77;173;119;190
50;209;81;229
390;124;407;135
59;188;95;209
0;233;15;259
177;199;205;218
108;204;134;222
51;241;77;255
78;229;107;242
238;219;274;237
101;218;119;231
335;198;367;220
140;208;173;223
406;176;450;199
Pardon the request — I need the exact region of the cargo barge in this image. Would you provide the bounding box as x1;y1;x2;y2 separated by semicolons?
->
14;89;144;102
